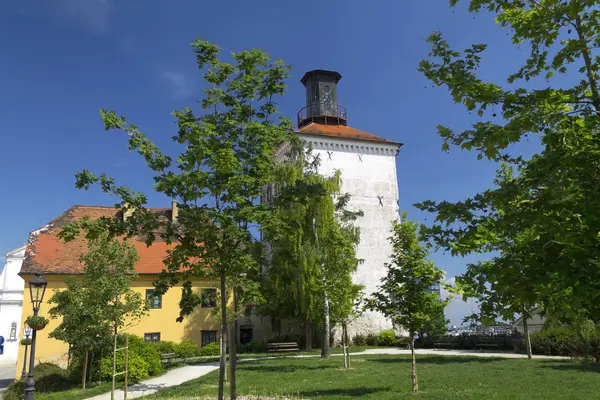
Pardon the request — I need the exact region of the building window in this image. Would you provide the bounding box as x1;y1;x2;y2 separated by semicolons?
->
201;288;217;308
201;330;217;346
146;289;162;309
9;322;17;341
144;332;161;342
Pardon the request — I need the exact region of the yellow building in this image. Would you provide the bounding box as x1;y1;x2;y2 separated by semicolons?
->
15;205;229;378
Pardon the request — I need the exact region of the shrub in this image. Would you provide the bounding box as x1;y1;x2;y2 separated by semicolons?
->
152;340;177;355
528;327;580;357
3;363;73;400
199;342;220;356
352;334;367;346
98;335;162;382
378;330;396;346
240;340;266;354
365;333;378;346
100;352;150;382
176;340;200;358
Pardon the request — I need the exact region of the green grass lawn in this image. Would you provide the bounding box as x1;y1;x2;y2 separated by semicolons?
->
148;355;600;400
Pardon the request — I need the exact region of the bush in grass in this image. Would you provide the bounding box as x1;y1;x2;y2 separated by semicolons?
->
176;340;200;358
3;363;73;400
365;333;378;346
152;340;177;355
200;341;220;356
100;353;151;382
98;335;162;382
352;334;367;346
378;330;396;346
240;340;266;354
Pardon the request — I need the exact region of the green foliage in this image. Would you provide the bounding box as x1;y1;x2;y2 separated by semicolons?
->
199;342;220;356
25;315;49;330
239;340;267;354
421;309;449;339
260;139;363;353
100;353;150;382
64;37;294;397
365;334;378;346
3;363;73;400
47;233;145;376
175;340;200;358
99;335;162;382
352;334;367;346
417;0;600;325
151;340;177;355
527;323;600;361
377;330;396;347
368;215;449;337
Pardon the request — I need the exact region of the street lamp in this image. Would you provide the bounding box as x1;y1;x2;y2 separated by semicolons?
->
24;274;48;400
21;326;33;379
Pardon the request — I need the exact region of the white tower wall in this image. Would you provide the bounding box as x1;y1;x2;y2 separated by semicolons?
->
299;134;402;340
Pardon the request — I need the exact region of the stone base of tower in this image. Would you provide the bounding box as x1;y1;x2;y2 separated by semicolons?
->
331;311;407;344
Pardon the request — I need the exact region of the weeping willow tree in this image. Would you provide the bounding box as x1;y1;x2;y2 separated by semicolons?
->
260;139;362;357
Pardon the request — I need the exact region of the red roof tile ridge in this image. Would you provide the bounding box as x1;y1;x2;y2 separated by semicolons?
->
296;122;400;145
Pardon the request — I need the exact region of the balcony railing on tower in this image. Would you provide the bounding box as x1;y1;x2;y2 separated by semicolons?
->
297;103;347;128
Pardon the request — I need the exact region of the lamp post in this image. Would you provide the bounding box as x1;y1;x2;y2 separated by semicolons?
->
24;274;48;400
21;326;33;379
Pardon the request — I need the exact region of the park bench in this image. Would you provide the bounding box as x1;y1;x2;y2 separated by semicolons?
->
160;352;177;365
433;340;458;350
475;338;504;351
267;342;299;353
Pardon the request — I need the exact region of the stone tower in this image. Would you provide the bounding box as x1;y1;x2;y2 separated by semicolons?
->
295;70;403;340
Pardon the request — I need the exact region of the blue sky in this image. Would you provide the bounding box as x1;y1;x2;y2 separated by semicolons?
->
0;0;540;324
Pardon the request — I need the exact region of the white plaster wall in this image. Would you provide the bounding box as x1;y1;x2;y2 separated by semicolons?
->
299;135;402;341
0;246;26;364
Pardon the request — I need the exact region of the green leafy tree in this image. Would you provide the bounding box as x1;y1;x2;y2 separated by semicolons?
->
64;39;293;400
421;308;449;340
368;215;448;393
48;232;145;388
416;0;600;325
260;140;362;358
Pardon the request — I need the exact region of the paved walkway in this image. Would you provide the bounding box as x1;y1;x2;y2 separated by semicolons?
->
0;363;17;400
83;349;568;400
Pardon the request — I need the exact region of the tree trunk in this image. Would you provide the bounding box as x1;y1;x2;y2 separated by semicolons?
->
410;337;418;393
88;351;95;388
218;270;227;400
321;274;330;359
82;349;89;389
523;316;532;360
304;320;313;351
229;288;238;400
342;323;349;368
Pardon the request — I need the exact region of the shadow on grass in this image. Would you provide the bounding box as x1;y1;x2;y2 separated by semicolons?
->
240;364;335;373
539;360;600;373
297;387;386;398
369;355;504;365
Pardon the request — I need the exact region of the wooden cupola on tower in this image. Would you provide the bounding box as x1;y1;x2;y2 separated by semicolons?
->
298;69;346;128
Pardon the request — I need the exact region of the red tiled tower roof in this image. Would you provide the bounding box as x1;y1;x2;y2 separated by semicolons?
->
296;122;400;145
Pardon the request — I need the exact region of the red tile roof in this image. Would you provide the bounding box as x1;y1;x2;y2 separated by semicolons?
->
296;123;400;145
20;206;176;275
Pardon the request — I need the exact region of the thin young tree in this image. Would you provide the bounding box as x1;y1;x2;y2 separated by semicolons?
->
67;39;293;400
49;231;146;388
368;214;448;393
